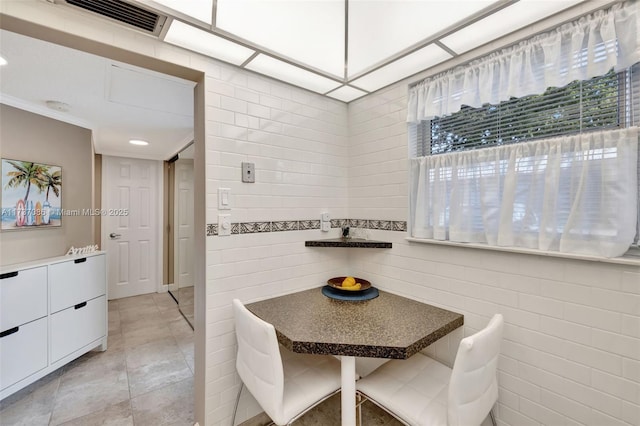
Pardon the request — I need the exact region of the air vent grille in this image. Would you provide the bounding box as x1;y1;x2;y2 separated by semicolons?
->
65;0;160;33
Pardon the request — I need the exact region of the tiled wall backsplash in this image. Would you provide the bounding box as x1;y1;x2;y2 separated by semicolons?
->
206;218;407;236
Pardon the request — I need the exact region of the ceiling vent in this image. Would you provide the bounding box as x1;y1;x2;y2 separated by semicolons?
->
58;0;166;35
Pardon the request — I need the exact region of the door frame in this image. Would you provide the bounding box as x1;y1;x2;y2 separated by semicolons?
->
100;156;165;297
173;157;195;290
164;160;177;294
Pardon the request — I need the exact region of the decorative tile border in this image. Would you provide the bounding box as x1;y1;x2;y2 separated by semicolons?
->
369;220;392;230
206;218;407;236
391;221;407;232
349;219;368;229
299;220;321;230
272;221;299;232
240;222;271;233
330;219;348;228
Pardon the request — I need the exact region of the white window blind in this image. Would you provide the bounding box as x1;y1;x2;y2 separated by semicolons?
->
427;70;624;154
410;64;640;152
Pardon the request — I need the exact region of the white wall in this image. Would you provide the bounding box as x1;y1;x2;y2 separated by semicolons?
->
0;104;95;265
348;80;640;426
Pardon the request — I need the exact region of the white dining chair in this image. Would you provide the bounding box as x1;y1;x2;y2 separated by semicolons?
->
232;299;342;425
356;314;504;426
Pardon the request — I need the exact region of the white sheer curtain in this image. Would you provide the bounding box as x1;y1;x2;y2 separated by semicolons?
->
407;1;640;123
409;128;638;258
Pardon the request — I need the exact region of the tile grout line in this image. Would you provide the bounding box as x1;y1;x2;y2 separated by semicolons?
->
120;299;137;426
46;370;63;426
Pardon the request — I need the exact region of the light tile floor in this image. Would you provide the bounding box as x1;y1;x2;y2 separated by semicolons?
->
0;293;194;426
1;292;406;426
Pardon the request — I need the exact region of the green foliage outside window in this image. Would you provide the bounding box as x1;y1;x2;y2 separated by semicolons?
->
429;70;621;154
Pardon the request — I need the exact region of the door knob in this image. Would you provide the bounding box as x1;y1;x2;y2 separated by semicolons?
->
109;233;121;239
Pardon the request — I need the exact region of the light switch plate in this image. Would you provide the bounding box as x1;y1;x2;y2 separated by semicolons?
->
218;214;231;236
321;221;331;232
321;212;330;222
218;188;231;210
242;162;255;183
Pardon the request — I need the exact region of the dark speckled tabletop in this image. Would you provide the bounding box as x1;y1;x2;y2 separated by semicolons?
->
245;287;463;359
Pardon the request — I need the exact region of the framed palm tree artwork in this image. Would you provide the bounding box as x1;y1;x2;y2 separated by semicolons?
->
1;158;62;230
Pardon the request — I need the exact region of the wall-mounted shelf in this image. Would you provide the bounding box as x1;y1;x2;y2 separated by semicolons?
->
305;238;392;248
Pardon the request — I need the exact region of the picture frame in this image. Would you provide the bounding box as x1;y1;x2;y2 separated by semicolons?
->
1;158;62;230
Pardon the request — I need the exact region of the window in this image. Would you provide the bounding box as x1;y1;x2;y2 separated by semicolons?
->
409;65;640;257
413;67;638;156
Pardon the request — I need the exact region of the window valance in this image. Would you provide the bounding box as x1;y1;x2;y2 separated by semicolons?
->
407;1;640;123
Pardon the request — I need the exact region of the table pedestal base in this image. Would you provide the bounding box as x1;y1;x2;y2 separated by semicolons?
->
341;356;356;426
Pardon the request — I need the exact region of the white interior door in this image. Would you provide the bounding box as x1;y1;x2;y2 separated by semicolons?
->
103;156;160;299
174;159;194;289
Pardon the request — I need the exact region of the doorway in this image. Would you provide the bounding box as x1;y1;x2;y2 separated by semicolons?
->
0;20;207;424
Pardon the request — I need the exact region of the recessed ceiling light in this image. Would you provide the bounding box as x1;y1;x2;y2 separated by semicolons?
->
0;56;7;66
129;139;149;146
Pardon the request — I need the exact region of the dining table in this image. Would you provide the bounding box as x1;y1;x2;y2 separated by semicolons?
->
245;285;464;426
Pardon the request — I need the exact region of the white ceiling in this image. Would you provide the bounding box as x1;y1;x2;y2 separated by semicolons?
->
0;0;591;160
149;0;586;101
0;29;195;161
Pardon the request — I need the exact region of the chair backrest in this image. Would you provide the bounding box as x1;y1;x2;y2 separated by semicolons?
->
233;299;285;423
448;314;504;426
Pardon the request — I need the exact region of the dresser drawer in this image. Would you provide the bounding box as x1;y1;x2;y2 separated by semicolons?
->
49;255;105;313
0;266;47;331
0;317;48;391
50;295;106;363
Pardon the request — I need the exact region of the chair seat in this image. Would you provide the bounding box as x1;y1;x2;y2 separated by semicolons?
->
280;347;342;423
357;353;452;426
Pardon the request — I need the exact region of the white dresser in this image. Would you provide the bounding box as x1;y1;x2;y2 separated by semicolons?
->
0;252;107;400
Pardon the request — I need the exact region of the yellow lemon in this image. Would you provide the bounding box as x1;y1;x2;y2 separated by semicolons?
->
342;283;362;291
342;276;356;287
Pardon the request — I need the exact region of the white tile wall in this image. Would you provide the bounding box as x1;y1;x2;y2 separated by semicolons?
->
347;81;640;426
204;64;350;424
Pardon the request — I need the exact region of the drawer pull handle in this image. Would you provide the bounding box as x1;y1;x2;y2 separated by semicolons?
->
74;258;87;264
0;326;19;338
0;271;18;279
74;301;88;309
